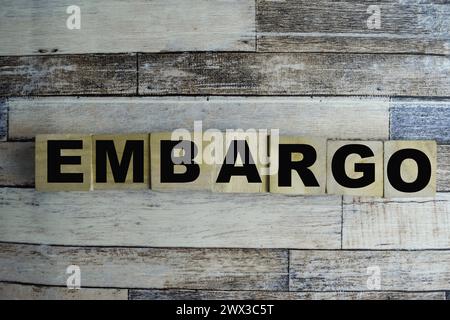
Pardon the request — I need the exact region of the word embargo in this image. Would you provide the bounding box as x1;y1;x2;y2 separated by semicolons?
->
35;132;436;198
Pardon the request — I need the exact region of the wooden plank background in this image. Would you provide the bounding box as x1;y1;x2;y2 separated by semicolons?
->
0;99;6;141
0;0;255;55
0;55;137;96
0;0;449;300
138;53;450;96
256;0;450;54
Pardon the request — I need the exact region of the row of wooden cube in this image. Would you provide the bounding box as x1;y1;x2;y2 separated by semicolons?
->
35;133;436;197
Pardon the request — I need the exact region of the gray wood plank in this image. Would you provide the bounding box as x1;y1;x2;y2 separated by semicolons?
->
258;35;449;55
0;54;136;96
2;143;449;192
0;243;288;290
438;145;450;192
257;0;450;54
0;188;341;249
130;289;445;300
0;99;6;141
390;99;450;144
343;194;450;249
7;96;389;140
0;0;255;55
290;250;450;291
0;282;127;300
139;53;450;96
0;143;34;187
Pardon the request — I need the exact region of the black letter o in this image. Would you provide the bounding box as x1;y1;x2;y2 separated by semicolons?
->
387;149;431;193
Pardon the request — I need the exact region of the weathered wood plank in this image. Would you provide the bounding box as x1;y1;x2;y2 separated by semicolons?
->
258;35;449;55
0;282;127;300
2;142;449;191
256;0;450;54
4;144;449;191
139;53;450;96
0;54;136;96
390;99;450;144
130;289;445;300
0;0;255;55
0;143;34;187
383;140;436;198
0;188;341;249
7;96;389;140
389;99;450;190
343;194;450;249
0;243;288;290
290;250;450;291
437;145;449;192
0;99;6;141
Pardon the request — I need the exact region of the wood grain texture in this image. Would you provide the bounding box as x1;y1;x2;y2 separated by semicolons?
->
0;142;34;187
0;282;127;300
269;136;327;195
139;52;450;96
0;99;6;141
384;140;437;198
343;194;450;249
0;188;341;249
290;250;450;291
35;134;93;191
0;0;255;55
0;243;288;290
438;145;450;192
212;132;269;193
129;289;445;300
150;132;214;191
0;54;136;96
390;100;450;144
2;145;450;192
256;0;450;54
93;134;150;190
326;141;384;197
7;96;389;140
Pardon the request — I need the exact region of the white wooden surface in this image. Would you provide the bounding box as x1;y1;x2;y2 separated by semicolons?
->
0;243;288;290
0;0;255;55
290;250;450;291
0;1;449;300
7;97;389;140
0;188;341;249
343;194;450;249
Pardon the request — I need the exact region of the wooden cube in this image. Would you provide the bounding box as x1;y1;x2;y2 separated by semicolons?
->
269;136;326;195
327;140;383;196
35;134;92;191
384;140;436;197
212;132;268;193
93;134;149;189
150;132;213;191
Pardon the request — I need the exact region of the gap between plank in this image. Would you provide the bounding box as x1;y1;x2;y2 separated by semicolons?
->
1;280;448;294
1;240;450;252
